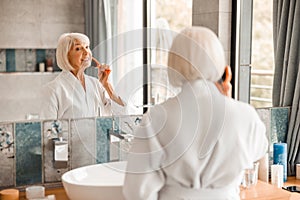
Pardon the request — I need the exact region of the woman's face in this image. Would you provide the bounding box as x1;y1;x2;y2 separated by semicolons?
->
68;39;91;71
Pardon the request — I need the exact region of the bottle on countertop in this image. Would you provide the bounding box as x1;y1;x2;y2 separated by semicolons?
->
46;58;53;72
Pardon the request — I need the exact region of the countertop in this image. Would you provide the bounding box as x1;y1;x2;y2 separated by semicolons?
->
18;177;300;200
19;188;69;200
240;177;300;200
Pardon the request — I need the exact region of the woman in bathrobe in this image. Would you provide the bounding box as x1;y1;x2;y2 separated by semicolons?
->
40;33;124;119
122;26;268;200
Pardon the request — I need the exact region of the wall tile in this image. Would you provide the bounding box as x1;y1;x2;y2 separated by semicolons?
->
0;73;58;121
0;123;14;187
40;0;85;24
192;0;219;14
70;118;96;169
192;13;219;34
43;119;69;183
25;49;37;71
192;0;232;65
0;116;130;188
256;108;271;144
1;0;40;23
219;0;232;12
1;48;58;73
118;115;141;161
45;49;58;71
110;117;121;161
218;12;231;51
0;0;84;49
15;49;37;72
36;49;46;64
224;51;231;66
0;50;6;72
40;23;85;48
271;107;289;143
256;107;272;179
15;121;42;186
96;117;113;163
0;21;41;49
5;49;15;72
15;49;26;72
257;107;290;180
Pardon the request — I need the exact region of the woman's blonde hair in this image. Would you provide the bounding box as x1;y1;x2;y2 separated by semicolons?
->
56;33;90;71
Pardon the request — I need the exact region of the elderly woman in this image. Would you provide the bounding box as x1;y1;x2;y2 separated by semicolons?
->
40;33;124;119
123;26;268;200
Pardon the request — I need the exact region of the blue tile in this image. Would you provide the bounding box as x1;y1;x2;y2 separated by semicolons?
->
271;107;289;143
114;117;120;133
36;49;46;64
96;117;112;163
6;49;15;72
15;122;42;186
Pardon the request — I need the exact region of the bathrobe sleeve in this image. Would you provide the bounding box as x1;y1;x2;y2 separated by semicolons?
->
232;103;268;170
95;79;126;116
243;106;268;164
97;82;112;116
123;113;166;200
40;84;58;120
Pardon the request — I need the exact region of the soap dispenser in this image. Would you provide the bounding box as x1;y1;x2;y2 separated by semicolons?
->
53;137;68;168
47;120;68;169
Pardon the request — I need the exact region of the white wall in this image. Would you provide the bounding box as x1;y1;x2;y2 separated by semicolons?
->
0;0;85;48
0;73;58;122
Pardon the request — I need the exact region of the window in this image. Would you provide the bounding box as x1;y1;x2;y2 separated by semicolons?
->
149;0;192;104
94;0;192;114
104;0;192;114
250;0;274;108
237;0;274;108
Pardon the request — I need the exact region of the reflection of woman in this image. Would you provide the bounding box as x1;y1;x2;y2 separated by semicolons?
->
40;33;124;120
123;26;268;199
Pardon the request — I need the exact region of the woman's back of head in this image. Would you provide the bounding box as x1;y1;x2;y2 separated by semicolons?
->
168;26;226;88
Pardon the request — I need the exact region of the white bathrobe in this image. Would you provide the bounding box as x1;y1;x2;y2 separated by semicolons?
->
40;71;111;119
123;80;268;200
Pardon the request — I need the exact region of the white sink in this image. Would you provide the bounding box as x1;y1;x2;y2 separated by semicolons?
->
62;161;127;200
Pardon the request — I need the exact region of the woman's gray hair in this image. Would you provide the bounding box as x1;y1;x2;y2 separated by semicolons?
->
56;33;90;71
168;26;226;87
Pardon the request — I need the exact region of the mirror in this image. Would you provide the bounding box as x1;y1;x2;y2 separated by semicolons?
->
0;0;85;121
0;0;194;121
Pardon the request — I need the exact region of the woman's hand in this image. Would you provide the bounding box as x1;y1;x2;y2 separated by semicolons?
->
92;57;124;106
92;57;111;86
215;65;232;97
98;64;111;86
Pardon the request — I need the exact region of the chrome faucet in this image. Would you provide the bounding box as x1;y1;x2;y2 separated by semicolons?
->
108;118;139;161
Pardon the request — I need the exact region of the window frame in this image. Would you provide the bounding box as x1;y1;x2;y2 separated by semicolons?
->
232;0;253;103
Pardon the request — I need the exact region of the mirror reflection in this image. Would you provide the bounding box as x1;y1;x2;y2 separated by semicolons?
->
0;0;192;122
